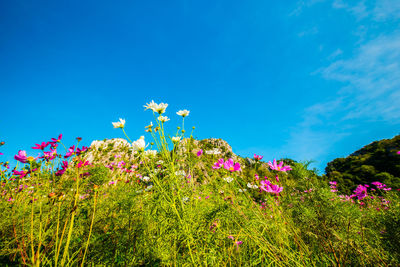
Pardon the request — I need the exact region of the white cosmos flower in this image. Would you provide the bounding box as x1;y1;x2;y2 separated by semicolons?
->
112;118;125;129
176;109;190;117
143;100;158;112
144;100;168;114
155;103;168;114
158;116;170;123
171;136;181;142
132;136;146;151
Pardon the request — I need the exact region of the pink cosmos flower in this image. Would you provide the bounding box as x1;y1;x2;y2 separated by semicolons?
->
43;147;57;161
64;145;75;158
50;134;62;146
55;161;68;176
397;151;400;155
14;150;28;163
12;170;28;178
0;152;3;155
77;160;90;168
197;149;203;157
260;179;283;195
76;146;88;156
268;159;292;172
32;142;49;150
254;154;263;161
352;184;368;200
212;158;225;169
117;161;126;168
223;158;241;172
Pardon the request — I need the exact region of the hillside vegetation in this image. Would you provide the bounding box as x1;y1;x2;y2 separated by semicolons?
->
325;135;400;194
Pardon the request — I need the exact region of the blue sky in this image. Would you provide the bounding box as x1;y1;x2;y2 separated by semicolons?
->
1;0;399;172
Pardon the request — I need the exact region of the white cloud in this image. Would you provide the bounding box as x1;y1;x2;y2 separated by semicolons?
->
332;0;400;21
283;0;400;166
320;34;400;121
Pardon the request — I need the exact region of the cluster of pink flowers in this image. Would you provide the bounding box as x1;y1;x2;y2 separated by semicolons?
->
106;160;138;174
371;181;391;191
212;158;241;172
260;179;283;195
329;181;338;192
268;159;292;172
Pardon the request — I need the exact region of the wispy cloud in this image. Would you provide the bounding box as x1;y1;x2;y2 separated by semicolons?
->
283;0;400;167
332;0;400;21
320;33;400;121
297;26;319;37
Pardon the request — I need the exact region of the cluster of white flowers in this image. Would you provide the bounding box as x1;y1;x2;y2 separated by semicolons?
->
112;118;125;129
247;183;259;189
238;189;247;193
223;176;234;183
205;148;221;155
175;170;186;177
182;196;189;202
90;138;132;150
144;150;157;157
132;136;146;152
144;100;168;114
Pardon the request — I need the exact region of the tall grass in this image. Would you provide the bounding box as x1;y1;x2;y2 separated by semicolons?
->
0;102;399;266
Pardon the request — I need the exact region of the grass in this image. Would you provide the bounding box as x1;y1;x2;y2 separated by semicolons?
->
0;103;399;266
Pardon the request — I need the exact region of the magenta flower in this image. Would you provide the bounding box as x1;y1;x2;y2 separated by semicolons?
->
268;159;292;172
50;134;62;144
55;161;68;176
12;170;28;178
352;184;368;200
43;147;57;161
212;158;225;169
0;152;3;155
117;161;126;168
64;145;75;158
223;158;241;172
260;179;283;195
77;160;90;168
76;146;88;156
197;149;203;157
254;154;263;161
32;142;49;150
14;150;28;163
397;151;400;155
